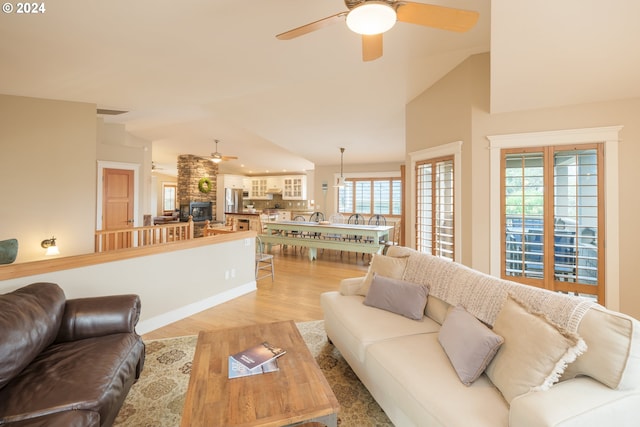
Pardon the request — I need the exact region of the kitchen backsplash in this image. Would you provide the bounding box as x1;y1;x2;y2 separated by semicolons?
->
244;195;310;211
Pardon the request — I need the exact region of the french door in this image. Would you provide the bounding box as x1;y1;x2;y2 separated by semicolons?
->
501;144;604;302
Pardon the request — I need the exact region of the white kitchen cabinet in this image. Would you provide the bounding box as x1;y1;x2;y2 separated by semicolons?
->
282;175;307;200
279;210;292;221
249;178;271;199
219;174;244;189
266;176;284;191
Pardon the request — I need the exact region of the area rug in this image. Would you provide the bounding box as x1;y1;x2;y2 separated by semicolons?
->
114;320;392;426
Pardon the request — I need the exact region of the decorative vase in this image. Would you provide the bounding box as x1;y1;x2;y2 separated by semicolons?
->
0;238;18;264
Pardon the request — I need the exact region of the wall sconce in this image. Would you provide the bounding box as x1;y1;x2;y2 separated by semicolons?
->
41;236;60;256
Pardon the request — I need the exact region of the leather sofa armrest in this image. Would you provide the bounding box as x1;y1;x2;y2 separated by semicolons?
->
55;294;141;343
2;411;100;427
509;376;640;427
339;277;365;296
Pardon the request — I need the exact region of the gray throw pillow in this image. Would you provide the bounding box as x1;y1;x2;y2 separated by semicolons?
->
363;274;428;320
438;305;504;386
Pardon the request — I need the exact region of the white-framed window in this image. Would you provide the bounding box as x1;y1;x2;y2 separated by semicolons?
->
162;183;177;212
337;176;402;217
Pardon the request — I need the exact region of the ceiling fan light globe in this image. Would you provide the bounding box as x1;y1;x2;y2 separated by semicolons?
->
346;2;396;35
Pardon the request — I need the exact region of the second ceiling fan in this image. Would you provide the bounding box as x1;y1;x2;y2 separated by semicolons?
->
276;0;479;61
207;139;238;164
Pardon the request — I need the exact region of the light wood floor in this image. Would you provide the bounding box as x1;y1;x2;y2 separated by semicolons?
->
143;247;370;340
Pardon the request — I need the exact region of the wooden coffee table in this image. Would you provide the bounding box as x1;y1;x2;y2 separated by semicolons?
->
180;320;339;427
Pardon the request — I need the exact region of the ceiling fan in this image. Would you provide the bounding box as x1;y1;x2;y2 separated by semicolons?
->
276;0;479;61
207;139;238;164
151;161;165;172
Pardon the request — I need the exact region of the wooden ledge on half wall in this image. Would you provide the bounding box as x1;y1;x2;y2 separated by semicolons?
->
0;230;257;281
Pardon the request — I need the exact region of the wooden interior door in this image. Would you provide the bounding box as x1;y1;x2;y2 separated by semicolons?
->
103;168;134;249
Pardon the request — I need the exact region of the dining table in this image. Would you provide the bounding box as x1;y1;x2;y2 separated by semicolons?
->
260;221;394;260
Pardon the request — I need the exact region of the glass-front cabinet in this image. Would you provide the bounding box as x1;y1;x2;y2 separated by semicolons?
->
250;178;271;199
283;176;307;200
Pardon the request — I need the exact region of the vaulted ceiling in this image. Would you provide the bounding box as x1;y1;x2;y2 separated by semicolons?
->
1;0;638;176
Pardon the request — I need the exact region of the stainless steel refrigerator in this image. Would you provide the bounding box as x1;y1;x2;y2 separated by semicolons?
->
225;188;244;213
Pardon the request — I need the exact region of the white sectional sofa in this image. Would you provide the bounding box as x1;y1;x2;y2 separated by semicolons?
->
320;246;640;427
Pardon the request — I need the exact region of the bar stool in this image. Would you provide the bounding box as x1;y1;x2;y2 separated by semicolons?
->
255;236;274;281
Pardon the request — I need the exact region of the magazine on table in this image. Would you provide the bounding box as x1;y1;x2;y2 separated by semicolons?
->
228;356;279;378
230;341;286;370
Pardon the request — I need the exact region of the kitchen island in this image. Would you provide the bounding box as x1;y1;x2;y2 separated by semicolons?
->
224;212;262;232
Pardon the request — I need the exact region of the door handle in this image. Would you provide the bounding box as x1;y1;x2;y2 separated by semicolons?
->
127;219;134;223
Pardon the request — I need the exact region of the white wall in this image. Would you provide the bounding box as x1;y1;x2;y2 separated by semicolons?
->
0;237;256;334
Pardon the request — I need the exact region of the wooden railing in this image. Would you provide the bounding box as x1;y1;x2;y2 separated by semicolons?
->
95;216;195;253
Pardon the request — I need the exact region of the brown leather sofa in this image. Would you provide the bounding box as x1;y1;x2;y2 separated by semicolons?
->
0;282;145;427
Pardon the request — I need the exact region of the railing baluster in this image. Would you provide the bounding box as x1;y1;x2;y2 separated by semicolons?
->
94;216;194;253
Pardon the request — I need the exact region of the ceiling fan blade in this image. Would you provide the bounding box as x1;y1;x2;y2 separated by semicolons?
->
221;155;238;161
362;34;383;62
396;2;479;33
276;12;347;40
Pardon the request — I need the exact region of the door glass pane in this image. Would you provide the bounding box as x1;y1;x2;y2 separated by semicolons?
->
435;160;454;259
554;149;599;286
504;152;545;278
416;163;433;253
416;158;454;260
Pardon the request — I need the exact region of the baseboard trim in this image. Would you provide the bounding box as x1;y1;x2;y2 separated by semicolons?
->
137;281;257;334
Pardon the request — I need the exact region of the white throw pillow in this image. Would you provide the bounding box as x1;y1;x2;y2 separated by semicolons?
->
484;295;587;403
356;254;408;296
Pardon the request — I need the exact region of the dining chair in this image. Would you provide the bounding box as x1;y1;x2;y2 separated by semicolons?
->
309;212;325;222
365;214;387;244
368;214;386;226
323;213;348;256
383;220;401;254
308;211;324;238
324;213;345;241
289;215;307;253
255;235;274;281
346;214;365;241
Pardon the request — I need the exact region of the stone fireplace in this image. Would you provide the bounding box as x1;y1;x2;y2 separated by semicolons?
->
177;154;218;236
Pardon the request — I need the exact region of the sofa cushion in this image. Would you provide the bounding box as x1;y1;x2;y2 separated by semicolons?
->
0;333;144;426
0;283;66;389
426;295;451;325
357;253;408;296
363;274;428;320
320;291;440;363
439;305;504;386
364;333;509;427
485;295;587;403
561;305;640;390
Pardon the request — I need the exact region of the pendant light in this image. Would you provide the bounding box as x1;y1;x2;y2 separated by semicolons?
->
335;147;346;188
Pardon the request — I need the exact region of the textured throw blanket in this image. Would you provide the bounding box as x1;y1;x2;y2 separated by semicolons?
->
397;248;595;334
